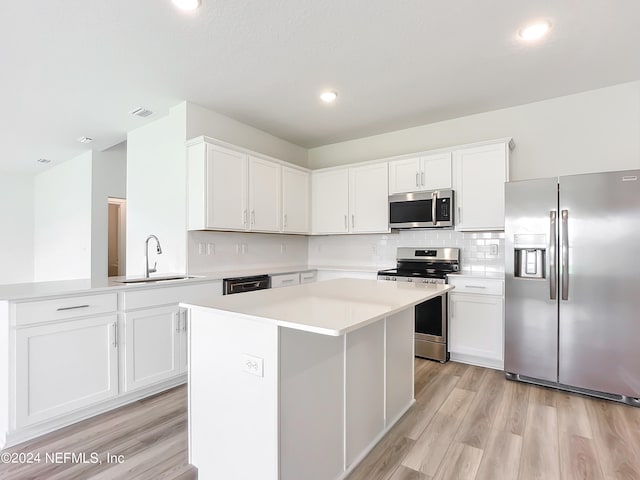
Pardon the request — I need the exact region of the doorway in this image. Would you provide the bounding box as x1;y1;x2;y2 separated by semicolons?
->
108;198;126;277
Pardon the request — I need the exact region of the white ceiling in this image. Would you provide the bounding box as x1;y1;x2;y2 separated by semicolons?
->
2;0;640;173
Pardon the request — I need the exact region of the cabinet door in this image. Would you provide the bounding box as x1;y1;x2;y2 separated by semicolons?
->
349;163;389;233
311;169;349;234
449;293;504;365
206;144;248;230
454;142;509;231
421;152;452;190
249;156;281;232
282;167;310;234
388;157;421;194
123;305;181;392
15;315;119;427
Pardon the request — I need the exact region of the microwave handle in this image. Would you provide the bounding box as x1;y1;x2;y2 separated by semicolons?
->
431;192;437;225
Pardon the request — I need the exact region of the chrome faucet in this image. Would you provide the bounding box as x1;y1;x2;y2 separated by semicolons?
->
145;235;163;278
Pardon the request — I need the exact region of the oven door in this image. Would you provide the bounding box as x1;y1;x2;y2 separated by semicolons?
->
415;294;447;343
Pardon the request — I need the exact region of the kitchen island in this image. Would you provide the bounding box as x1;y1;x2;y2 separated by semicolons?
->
183;278;453;480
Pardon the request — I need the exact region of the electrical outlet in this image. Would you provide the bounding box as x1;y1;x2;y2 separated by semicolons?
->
280;244;286;254
489;243;499;256
198;243;205;255
241;243;248;254
242;354;264;377
207;243;215;255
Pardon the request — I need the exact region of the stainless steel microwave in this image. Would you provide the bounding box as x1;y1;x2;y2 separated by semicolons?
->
389;189;455;229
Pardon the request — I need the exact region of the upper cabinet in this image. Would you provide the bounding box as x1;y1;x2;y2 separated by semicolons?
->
282;166;310;234
388;153;452;194
187;138;309;234
312;163;389;234
248;156;281;232
453;141;511;231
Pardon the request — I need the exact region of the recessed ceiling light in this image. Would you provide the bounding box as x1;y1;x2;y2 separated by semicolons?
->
172;0;201;10
77;136;93;144
519;21;552;41
37;158;51;164
320;91;338;103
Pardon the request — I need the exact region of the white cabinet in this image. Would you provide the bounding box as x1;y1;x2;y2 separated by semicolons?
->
188;142;248;231
312;169;349;234
270;273;300;289
448;276;504;370
249;156;281;232
349;163;389;233
282;166;310;233
15;314;119;427
122;305;185;392
453;141;510;231
388;153;452;194
299;270;317;284
188;139;310;234
312;163;389;234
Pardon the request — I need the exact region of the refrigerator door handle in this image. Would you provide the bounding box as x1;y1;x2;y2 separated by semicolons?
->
561;209;569;300
550;210;557;300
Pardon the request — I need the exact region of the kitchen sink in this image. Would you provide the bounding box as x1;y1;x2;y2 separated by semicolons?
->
117;275;197;284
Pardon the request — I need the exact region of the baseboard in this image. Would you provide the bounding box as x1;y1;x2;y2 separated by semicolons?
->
450;352;504;371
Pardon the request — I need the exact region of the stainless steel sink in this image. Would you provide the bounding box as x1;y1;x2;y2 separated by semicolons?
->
117;275;197;284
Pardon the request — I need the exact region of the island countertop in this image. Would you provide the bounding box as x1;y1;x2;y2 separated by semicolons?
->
181;278;453;336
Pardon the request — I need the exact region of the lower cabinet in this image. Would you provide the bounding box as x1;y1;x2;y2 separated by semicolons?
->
15;314;119;428
122;305;188;392
448;277;504;369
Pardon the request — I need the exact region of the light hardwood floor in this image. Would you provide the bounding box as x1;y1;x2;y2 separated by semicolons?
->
346;359;640;480
2;360;640;480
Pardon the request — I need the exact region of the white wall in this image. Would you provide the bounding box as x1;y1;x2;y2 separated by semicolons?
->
308;81;640;180
0;173;34;284
33;152;93;281
127;106;187;276
187;231;308;274
185;102;308;167
91;141;126;279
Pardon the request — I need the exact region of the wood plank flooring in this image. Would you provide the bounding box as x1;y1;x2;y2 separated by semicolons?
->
346;359;640;480
2;360;640;480
0;386;195;480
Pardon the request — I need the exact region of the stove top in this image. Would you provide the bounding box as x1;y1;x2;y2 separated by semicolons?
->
377;247;460;284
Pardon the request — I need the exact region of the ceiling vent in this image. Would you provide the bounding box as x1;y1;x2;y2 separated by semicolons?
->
130;107;153;118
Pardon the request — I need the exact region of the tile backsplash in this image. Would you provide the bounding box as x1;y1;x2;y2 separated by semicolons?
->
188;229;504;274
187;231;308;274
307;230;505;273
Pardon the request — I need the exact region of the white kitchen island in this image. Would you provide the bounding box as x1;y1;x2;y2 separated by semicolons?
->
182;278;453;480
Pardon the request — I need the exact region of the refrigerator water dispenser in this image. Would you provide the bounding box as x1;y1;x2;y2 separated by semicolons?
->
513;234;546;279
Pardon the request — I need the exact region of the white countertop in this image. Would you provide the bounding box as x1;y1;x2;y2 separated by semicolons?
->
182;278;453;336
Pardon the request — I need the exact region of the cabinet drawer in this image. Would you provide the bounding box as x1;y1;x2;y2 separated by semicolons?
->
15;293;118;326
447;277;503;296
121;281;222;311
299;270;317;284
271;273;300;288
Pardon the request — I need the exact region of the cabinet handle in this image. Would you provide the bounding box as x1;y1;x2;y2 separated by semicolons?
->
421;171;425;186
351;214;355;229
281;279;295;284
57;304;89;311
457;206;462;224
243;209;247;226
344;215;347;229
182;310;188;332
176;312;181;333
464;285;487;289
112;322;118;348
251;210;256;226
416;172;419;187
284;214;288;228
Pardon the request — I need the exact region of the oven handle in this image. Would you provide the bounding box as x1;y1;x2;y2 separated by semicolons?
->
431;191;437;225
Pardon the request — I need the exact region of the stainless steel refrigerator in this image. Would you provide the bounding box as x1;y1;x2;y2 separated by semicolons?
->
504;170;640;405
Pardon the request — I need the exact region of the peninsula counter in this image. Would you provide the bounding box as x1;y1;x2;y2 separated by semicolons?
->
182;278;453;480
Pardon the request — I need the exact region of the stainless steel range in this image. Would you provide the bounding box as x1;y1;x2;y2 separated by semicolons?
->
378;247;460;362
